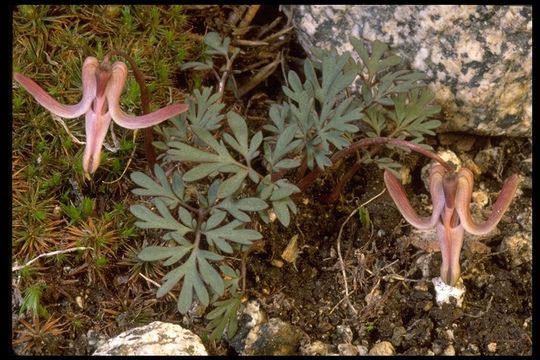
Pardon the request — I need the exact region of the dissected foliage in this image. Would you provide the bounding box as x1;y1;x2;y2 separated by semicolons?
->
130;34;442;340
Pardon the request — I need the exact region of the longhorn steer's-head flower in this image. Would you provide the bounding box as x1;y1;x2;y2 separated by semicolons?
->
13;56;188;175
384;164;520;286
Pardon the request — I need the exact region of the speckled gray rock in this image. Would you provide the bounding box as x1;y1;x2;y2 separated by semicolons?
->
285;5;531;137
92;321;207;355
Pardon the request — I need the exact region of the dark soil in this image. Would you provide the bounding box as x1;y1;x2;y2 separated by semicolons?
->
11;5;532;356
246;152;532;355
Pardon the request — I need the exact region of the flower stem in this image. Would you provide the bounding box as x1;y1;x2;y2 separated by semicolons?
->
105;50;156;173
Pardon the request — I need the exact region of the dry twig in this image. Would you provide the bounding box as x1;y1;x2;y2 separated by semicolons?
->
12;247;95;272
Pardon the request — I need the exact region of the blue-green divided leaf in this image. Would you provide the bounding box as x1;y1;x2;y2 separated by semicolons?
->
227;112;248;155
350;37;370;69
160;251;211;313
204;220;262;247
138;245;191;262
178;270;196;312
168;142;221;163
207;179;221;207
272;125;301;165
218;197;268;223
130;165;179;206
287;70;304;95
315;152;333;169
222;133;244;158
217;170;248;199
217;200;250;223
204;32;228;55
197;254;225;296
198;249;224;261
192;269;209;306
205;210;227;230
192;126;231;160
178;206;193;227
130;200;192;237
172;172;185;200
267;104;288;132
183;163;223;182
206;295;243;341
181;61;213;71
236;198;268;211
269;180;300;201
274;158;301;170
248;168;260;184
157;265;185;299
210;237;234;254
272;199;290;226
256;175;274;200
379;54;401;69
221;264;240;280
323;131;350;150
166;232;191;246
186;87;225;131
248;131;263;160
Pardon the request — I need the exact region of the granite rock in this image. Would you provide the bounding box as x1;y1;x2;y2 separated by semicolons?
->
285;5;531;137
92;321;207;355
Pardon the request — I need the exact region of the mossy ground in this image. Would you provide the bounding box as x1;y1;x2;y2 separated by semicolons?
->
12;5;198;354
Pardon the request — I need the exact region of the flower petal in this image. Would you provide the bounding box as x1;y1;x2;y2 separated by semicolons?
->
82;110;112;174
437;222;464;286
455;168;520;235
13;57;98;118
107;62;188;129
383;165;444;230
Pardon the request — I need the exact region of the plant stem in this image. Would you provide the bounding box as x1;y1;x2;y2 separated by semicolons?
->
297;137;452;192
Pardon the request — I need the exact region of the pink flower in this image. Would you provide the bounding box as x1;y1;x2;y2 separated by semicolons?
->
384;164;520;286
14;56;188;174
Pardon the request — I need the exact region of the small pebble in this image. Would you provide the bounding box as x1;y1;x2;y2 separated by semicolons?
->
334;325;353;343
423;301;433;312
338;343;358;355
487;342;497;353
356;345;368;356
369;341;395;355
390;326;406;347
442;344;455;355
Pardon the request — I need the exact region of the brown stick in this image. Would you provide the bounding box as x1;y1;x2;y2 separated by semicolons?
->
237;5;260;29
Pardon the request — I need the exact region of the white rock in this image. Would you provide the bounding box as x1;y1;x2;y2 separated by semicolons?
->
432;277;465;307
92;321;207;355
